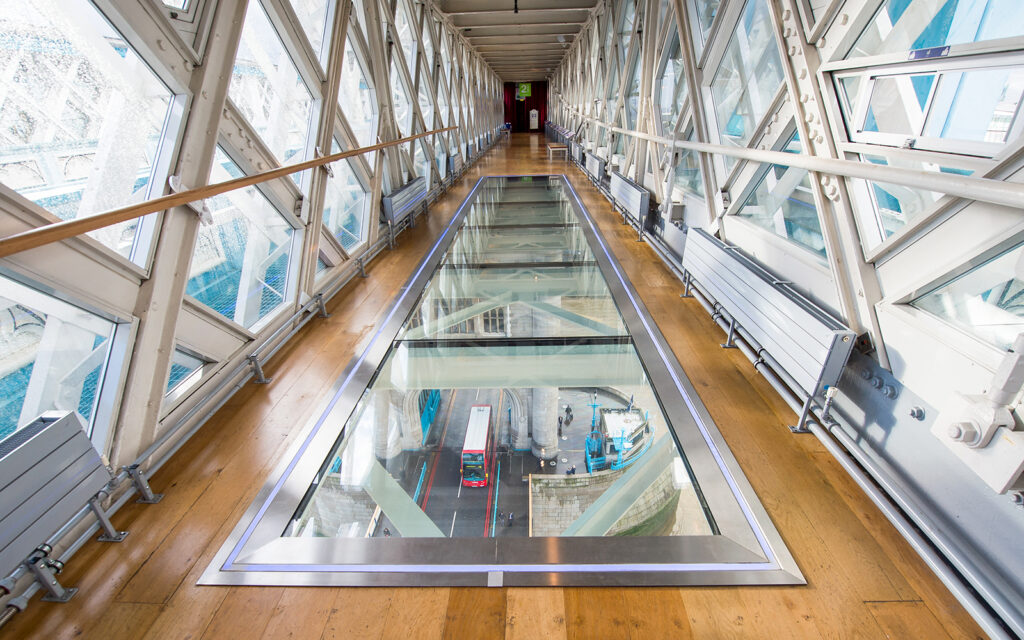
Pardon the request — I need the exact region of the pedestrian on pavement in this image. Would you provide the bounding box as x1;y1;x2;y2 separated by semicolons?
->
383;527;391;537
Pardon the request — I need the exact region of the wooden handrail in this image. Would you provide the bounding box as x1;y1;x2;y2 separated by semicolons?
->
0;127;458;258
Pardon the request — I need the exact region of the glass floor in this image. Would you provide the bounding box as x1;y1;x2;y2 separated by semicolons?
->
202;176;802;587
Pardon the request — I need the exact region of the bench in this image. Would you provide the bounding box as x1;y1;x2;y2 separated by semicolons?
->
547;144;568;161
681;229;855;431
0;412;127;602
381;176;428;228
609;171;651;238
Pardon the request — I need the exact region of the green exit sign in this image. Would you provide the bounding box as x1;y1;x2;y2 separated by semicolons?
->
517;82;531;99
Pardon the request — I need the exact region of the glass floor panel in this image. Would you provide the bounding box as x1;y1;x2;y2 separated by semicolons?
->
202;175;802;587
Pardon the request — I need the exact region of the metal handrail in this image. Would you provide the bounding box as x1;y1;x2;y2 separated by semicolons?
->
0;127;456;258
556;104;1024;210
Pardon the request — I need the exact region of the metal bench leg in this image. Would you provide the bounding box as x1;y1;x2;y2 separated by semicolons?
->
315;293;331;319
720;318;738;349
682;273;693;298
25;551;77;603
126;464;164;503
88;496;128;542
789;396;814;433
248;355;273;384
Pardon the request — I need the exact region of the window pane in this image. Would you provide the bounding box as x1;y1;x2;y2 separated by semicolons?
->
338;36;378;150
673;133;704;198
912;241;1024;350
414;140;430;186
188;148;296;329
229;1;314;166
626;58;642;129
658;34;687;134
164;1;189;9
423;18;435;74
419;72;434;129
323;139;369;251
735;134;825;258
711;0;784;171
394;0;416;76
434;136;448;180
691;0;721;51
863;75;934;135
166;348;203;394
857;154;971;243
923;67;1024;144
316;256;329;275
288;0;332;64
851;0;1024;59
619;0;636;53
0;0;176;261
391;62;412;136
0;275;115;443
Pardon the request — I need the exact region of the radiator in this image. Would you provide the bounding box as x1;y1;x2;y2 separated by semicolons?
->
682;229;855;426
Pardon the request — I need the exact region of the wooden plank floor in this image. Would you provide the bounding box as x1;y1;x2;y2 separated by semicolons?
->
6;134;986;639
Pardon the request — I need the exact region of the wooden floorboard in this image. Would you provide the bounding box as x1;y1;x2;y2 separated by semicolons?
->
4;134;986;639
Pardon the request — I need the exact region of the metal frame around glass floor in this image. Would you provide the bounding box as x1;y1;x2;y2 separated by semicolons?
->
200;175;804;587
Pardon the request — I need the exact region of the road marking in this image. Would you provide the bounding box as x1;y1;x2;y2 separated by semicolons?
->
449;511;457;537
422;389;457;509
457;481;462;499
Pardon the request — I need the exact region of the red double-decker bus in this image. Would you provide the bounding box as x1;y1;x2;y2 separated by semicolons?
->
461;405;492;487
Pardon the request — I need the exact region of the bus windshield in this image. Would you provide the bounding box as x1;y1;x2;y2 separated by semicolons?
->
463;453;484;465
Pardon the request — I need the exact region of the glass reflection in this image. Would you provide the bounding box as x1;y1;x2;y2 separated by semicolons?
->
287;177;713;540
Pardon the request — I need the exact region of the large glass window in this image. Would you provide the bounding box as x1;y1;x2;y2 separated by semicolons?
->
338;36;378;150
710;0;784;171
322;139;370;252
658;34;687;135
187;148;296;329
734;133;825;258
391;62;412;136
288;0;333;65
0;0;177;261
912;241;1024;351
851;0;1024;59
0;275;116;443
229;1;315;166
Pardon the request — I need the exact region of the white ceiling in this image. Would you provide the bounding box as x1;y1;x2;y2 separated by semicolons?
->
436;0;599;82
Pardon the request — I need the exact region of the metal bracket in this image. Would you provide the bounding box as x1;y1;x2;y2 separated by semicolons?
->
248;354;273;384
87;496;128;542
681;273;693;298
355;256;367;278
168;175;213;225
387;221;396;250
315;147;334;178
125;464;164;504
788;396;814;433
25;551;76;603
720;318;738;349
314;293;330;319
